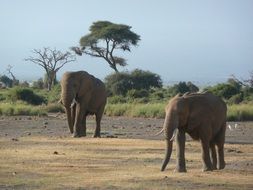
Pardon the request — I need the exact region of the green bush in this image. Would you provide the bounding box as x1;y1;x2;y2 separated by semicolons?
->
8;87;46;105
107;95;127;104
0;103;47;116
228;93;243;104
227;104;253;121
105;104;132;116
130;103;165;118
0;93;6;101
104;103;165;118
168;81;199;96
206;83;239;99
105;69;162;96
1;104;14;116
127;89;149;99
46;84;61;103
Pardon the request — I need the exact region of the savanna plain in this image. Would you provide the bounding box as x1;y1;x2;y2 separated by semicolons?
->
0;115;252;190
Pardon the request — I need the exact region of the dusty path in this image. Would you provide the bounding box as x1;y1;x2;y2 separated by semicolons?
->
0;115;252;143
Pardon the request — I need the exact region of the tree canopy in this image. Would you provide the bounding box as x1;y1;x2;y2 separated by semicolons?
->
71;21;141;72
105;69;162;96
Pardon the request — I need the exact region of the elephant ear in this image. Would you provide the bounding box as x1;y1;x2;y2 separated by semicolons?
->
77;73;94;97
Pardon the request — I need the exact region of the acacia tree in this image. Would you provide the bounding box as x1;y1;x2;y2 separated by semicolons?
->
231;71;253;88
71;21;141;72
25;48;76;90
6;65;19;86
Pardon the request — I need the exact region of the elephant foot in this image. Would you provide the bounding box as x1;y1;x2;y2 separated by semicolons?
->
212;166;218;170
72;132;86;138
218;162;226;170
174;167;187;173
202;166;213;172
93;135;101;138
93;133;101;138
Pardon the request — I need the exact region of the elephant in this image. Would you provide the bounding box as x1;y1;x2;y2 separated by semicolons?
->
159;92;227;172
59;71;107;138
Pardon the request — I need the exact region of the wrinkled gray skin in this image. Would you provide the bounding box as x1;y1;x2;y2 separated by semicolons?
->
60;71;107;138
161;92;227;172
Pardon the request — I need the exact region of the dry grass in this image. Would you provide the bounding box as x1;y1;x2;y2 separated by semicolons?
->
0;136;252;190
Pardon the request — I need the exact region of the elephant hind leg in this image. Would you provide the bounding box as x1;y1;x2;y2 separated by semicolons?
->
200;125;213;171
210;143;217;170
93;107;105;138
215;124;226;170
217;143;225;169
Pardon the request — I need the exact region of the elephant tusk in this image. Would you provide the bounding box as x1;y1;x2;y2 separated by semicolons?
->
153;128;165;136
170;129;178;141
227;124;233;131
58;99;63;105
70;99;77;108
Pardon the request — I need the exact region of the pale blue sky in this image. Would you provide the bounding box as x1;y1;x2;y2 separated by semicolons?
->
0;0;252;85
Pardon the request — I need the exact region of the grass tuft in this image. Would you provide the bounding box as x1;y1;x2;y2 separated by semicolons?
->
0;101;252;121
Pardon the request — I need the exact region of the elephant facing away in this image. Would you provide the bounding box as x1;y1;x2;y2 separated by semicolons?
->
60;71;107;138
160;92;227;172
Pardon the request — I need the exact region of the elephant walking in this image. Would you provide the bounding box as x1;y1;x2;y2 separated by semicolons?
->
160;92;227;172
60;71;107;138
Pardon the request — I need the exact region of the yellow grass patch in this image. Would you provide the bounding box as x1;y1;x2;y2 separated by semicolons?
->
0;137;252;189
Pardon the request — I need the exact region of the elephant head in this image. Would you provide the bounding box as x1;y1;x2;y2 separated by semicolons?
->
161;94;189;171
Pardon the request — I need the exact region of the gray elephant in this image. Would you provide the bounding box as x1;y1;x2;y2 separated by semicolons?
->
60;71;107;138
160;92;227;172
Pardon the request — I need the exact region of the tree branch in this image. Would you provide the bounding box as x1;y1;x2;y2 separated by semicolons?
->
25;47;76;90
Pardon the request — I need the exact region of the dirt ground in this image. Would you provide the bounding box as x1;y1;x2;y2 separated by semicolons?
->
0;115;252;189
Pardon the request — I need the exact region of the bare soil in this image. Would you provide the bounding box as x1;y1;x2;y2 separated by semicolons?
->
0;115;252;189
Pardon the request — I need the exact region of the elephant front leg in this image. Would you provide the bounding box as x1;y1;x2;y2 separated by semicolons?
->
73;103;86;138
175;130;187;172
70;102;76;133
216;125;226;170
81;115;87;137
93;112;102;138
217;143;225;169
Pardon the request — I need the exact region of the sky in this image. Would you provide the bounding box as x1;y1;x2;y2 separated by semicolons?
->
0;0;252;85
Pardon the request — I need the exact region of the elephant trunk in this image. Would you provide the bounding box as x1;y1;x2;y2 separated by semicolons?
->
61;90;75;134
161;140;173;171
161;112;178;171
65;106;73;133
